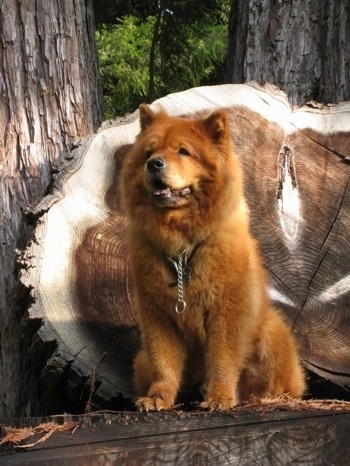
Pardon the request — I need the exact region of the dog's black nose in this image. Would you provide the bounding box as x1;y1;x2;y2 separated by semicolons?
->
147;157;166;174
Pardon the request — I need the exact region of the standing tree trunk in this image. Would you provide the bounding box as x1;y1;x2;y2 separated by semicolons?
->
0;0;102;417
225;0;350;105
148;7;162;102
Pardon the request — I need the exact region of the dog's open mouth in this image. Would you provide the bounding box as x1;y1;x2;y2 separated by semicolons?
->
152;184;191;204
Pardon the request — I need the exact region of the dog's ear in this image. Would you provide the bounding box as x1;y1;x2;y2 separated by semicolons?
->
139;104;155;131
201;110;229;143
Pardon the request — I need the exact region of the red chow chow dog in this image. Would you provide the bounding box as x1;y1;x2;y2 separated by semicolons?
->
121;104;305;412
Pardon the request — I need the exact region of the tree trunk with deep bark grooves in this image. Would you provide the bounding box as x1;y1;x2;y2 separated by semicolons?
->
21;83;350;415
0;0;102;417
225;0;350;105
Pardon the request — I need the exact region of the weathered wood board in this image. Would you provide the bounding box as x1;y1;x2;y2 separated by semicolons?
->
20;83;350;413
1;410;350;465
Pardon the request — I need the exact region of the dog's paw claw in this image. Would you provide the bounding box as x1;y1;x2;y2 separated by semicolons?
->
200;396;236;412
135;396;173;412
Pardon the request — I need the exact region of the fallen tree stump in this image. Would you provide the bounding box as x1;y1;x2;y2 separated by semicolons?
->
20;83;350;414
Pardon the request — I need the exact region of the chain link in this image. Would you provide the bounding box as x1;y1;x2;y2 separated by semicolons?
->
168;250;187;314
175;252;186;314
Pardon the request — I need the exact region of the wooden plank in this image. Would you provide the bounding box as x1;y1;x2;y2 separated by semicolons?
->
1;411;350;465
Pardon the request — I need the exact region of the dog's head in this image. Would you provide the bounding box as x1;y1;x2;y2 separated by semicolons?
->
121;105;244;243
124;104;235;209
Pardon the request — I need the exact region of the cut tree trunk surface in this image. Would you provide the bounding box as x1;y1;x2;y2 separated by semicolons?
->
20;83;350;414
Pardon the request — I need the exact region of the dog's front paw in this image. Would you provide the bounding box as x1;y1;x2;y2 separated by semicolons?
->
200;396;236;412
135;396;173;412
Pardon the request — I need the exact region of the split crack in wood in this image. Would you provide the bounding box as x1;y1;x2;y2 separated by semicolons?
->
319;175;350;253
291;122;350;162
276;143;299;245
293;174;350;326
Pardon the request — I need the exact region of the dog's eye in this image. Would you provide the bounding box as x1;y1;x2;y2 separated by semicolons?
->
179;147;190;156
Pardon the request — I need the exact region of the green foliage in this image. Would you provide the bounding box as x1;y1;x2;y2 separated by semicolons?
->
96;16;155;118
95;2;229;119
159;20;228;92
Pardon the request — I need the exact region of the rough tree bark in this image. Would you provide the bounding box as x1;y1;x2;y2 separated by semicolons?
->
0;0;102;417
226;0;350;105
21;83;350;415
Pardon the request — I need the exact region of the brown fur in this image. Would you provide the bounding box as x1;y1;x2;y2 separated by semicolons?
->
121;105;306;412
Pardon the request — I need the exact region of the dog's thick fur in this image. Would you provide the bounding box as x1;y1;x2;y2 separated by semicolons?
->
121;105;305;412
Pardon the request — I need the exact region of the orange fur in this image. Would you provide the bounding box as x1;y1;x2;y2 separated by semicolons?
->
121;105;306;412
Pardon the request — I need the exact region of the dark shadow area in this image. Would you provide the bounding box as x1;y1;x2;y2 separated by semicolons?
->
306;371;350;402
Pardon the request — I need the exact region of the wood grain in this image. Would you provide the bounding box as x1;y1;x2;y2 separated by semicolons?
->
1;411;350;465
